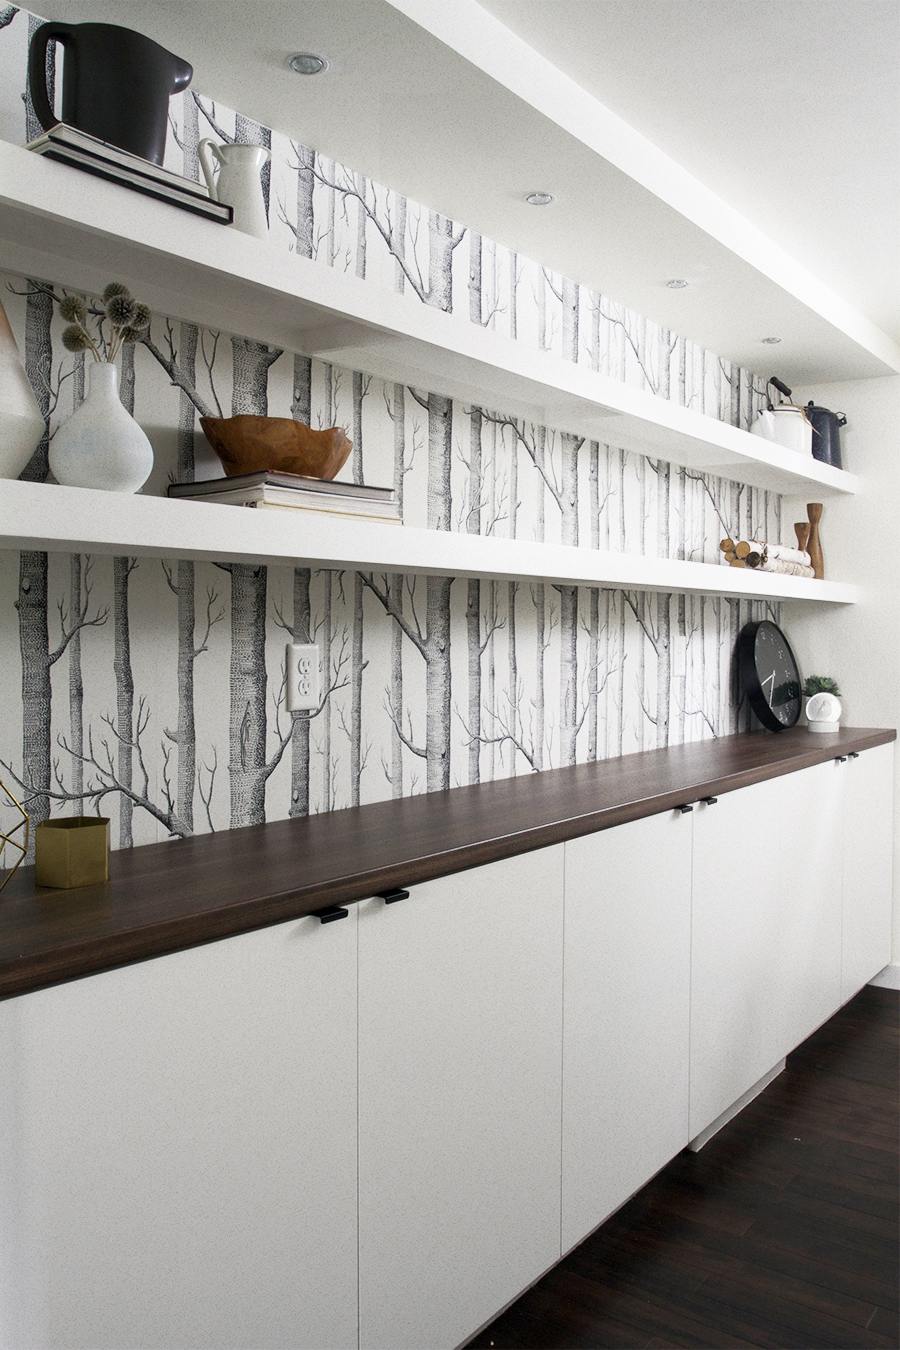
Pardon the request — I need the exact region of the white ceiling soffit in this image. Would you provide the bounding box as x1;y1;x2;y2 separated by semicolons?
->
479;0;900;350
36;0;900;382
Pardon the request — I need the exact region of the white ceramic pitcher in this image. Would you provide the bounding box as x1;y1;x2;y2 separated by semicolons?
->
199;140;270;239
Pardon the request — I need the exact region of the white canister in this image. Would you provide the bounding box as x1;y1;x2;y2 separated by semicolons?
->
750;404;813;455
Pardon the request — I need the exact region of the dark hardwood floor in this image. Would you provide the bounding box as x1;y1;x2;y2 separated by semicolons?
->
469;985;899;1350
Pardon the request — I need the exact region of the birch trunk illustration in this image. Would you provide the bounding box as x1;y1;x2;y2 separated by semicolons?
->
17;550;50;844
68;556;84;798
24;11;54;144
167;319;201;830
556;431;582;764
347;374;370;803
393;194;407;294
383;384;410;795
113;554;136;846
111;348;138;846
321;572;333;808
587;442;600;759
466;407;483;783
469;233;482;324
655;459;672;747
225;336;283;825
508;250;518;340
406;389;455;790
532;582;545;771
16;282;53;847
355;171;367;279
350;572;366;805
234;114;271;223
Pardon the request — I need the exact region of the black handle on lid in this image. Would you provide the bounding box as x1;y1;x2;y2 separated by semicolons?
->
768;375;792;399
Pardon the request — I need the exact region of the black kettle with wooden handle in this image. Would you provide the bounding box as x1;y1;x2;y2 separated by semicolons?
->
28;21;192;166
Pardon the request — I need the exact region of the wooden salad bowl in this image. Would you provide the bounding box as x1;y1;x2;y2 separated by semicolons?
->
199;415;353;480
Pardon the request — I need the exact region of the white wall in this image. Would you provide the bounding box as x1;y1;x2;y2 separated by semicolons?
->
785;374;900;973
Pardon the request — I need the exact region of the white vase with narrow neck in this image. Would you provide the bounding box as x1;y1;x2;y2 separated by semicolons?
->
49;362;153;493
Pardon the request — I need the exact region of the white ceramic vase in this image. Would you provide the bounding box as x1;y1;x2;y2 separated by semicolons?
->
49;362;153;493
0;296;45;478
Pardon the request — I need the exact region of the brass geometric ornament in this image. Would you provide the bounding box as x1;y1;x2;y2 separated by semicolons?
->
0;776;30;893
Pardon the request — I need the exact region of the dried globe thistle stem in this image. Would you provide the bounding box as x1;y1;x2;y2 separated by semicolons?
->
53;281;151;364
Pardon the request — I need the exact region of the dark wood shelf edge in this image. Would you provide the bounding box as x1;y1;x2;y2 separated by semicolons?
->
1;727;894;1001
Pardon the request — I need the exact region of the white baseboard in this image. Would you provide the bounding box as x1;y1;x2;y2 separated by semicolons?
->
688;1059;787;1152
869;962;900;990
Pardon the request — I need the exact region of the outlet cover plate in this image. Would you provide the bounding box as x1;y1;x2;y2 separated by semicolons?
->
286;643;320;712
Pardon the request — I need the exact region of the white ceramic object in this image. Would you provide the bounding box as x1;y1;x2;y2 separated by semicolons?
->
805;691;842;732
49;362;153;493
0;296;45;478
199;140;270;239
750;405;813;455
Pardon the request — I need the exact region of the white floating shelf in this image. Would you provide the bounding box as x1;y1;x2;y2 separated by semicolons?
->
0;481;856;606
0;144;858;501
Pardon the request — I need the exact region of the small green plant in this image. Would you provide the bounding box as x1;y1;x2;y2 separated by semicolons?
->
59;283;151;364
803;674;841;698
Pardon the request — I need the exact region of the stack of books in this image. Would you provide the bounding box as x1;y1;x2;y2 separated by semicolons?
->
26;123;233;224
167;471;401;525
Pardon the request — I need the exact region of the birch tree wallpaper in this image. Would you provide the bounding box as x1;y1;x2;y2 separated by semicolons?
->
0;7;780;857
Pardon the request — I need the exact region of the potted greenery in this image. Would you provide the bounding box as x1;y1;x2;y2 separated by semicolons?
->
803;675;842;733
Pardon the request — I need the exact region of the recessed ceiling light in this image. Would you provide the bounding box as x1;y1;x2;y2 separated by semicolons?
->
761;336;782;344
288;52;329;75
525;191;555;206
666;279;688;289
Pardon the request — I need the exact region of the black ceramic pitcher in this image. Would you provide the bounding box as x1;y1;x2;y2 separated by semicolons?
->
28;22;192;165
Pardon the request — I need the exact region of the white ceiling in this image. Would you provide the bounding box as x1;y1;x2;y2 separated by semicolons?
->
483;0;899;342
38;0;900;377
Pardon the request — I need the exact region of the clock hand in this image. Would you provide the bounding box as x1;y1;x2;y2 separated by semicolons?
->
762;671;776;701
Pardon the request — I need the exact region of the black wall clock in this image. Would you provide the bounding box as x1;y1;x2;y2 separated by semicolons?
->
738;620;802;731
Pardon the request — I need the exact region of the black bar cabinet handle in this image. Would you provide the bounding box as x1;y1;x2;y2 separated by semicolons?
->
701;796;718;805
378;889;410;905
849;752;859;759
678;804;694;814
836;756;848;763
312;906;349;924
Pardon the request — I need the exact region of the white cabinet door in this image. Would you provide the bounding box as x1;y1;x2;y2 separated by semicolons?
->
561;809;691;1255
691;761;847;1139
0;913;358;1350
690;777;791;1138
842;742;894;999
357;847;564;1350
777;757;844;1050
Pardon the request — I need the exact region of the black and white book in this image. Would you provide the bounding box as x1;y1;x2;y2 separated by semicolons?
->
26;124;233;224
168;472;401;521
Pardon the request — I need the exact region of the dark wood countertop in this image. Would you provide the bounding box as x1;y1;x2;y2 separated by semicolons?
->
0;726;894;1001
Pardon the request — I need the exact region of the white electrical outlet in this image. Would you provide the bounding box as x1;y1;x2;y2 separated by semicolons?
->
285;643;320;712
